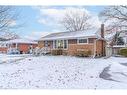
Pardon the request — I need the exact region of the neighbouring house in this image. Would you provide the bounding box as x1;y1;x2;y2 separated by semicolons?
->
38;24;106;57
0;41;8;53
107;30;127;55
0;38;38;54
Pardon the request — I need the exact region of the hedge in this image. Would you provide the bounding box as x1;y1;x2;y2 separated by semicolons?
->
119;48;127;57
51;49;63;55
76;50;92;57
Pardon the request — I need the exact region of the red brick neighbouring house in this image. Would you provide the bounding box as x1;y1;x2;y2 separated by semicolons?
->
38;24;106;57
0;39;37;54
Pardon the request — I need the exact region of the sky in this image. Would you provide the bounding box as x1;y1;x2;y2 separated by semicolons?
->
11;6;105;40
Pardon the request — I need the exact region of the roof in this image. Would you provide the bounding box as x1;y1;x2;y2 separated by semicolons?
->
6;38;38;44
39;29;100;41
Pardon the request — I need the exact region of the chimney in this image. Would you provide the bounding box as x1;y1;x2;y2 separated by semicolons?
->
101;24;104;38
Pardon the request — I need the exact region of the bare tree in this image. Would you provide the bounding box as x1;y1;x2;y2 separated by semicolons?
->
60;9;92;32
99;6;127;32
0;31;20;40
0;6;21;40
0;6;20;32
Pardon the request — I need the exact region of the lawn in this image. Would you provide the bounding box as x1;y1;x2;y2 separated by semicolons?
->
0;55;127;89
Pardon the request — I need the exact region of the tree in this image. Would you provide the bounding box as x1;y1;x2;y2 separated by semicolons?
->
60;9;92;32
112;32;124;45
99;6;127;32
0;6;19;32
0;31;20;41
0;6;21;40
117;37;124;45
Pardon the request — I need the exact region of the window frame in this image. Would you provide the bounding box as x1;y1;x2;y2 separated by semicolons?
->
53;40;68;50
77;38;88;44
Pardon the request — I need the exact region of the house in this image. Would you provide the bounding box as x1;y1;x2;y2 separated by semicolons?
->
0;41;8;53
0;38;38;54
107;30;127;55
38;24;106;57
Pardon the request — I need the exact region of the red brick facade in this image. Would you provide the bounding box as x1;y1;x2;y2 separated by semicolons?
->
67;39;94;55
0;47;8;53
0;43;37;54
38;38;106;56
17;44;37;53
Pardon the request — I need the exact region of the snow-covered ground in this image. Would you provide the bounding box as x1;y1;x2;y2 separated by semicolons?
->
0;54;31;64
0;55;127;89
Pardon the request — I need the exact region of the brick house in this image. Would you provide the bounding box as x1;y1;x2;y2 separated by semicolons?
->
0;39;37;54
0;41;8;53
38;24;106;57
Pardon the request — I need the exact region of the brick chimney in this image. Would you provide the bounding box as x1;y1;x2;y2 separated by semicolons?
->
101;24;104;38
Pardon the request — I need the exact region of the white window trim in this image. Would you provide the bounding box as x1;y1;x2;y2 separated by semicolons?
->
77;38;88;44
53;40;68;50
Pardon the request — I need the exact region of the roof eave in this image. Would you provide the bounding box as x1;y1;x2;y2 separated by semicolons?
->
38;36;99;41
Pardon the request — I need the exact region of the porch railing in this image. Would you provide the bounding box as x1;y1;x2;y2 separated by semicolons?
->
33;47;51;56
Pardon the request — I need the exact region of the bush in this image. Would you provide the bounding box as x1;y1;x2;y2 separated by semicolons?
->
119;48;127;57
62;50;68;56
76;50;92;57
51;49;63;55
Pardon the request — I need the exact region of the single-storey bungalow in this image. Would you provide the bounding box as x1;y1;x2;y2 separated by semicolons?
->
0;38;38;54
38;24;106;57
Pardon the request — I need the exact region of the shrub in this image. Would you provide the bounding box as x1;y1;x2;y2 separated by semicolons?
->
51;49;63;55
76;50;92;57
119;48;127;57
62;50;68;56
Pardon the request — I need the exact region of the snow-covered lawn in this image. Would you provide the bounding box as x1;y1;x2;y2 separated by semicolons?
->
0;55;127;89
0;54;31;64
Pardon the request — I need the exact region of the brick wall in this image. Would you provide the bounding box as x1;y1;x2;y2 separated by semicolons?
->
38;41;44;48
38;38;106;56
67;39;94;55
96;40;106;56
17;44;37;53
0;47;7;53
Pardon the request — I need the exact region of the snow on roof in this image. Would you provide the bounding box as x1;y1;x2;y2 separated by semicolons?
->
39;29;100;40
6;39;37;44
0;31;19;40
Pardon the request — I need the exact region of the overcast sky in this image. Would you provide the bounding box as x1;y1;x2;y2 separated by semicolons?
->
12;6;105;40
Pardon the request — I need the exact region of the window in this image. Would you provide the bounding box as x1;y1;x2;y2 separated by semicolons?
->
64;40;67;49
53;40;68;49
57;40;63;48
44;41;48;47
78;39;88;44
54;40;57;48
